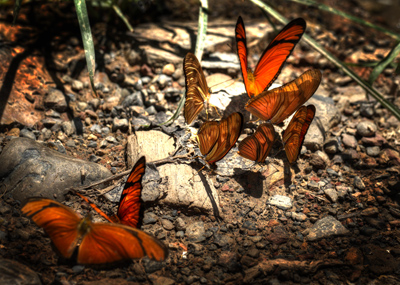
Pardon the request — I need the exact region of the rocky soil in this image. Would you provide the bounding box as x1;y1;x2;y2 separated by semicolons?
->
0;1;400;284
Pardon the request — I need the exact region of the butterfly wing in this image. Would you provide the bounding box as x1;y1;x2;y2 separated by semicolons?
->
235;16;251;97
238;123;276;162
197;121;219;156
205;112;243;165
116;156;146;228
245;69;321;124
282;105;316;163
252;18;306;95
78;222;168;264
184;52;211;124
21;198;82;259
236;17;306;98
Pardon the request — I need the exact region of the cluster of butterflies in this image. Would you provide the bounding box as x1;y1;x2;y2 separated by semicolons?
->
21;16;322;267
184;16;322;165
22;157;168;265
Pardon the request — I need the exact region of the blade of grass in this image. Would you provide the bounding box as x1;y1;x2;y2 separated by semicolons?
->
249;0;400;121
12;0;22;25
290;0;400;41
111;2;134;32
368;41;400;84
74;0;97;97
160;91;186;125
195;0;208;59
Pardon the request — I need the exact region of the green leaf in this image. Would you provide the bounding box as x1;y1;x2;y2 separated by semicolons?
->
74;0;97;97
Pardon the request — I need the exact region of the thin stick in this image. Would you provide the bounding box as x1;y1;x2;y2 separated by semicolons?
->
68;154;191;193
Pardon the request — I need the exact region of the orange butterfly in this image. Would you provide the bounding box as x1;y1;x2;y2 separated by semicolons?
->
21;198;168;265
184;52;211;124
245;69;321;124
283;105;316;164
75;156;146;228
197;112;243;165
236;16;306;98
238;123;276;163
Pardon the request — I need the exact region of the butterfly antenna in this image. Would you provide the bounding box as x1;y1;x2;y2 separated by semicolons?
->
73;191;114;223
189;164;206;182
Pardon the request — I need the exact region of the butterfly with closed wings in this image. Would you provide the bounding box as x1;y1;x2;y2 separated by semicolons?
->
197;112;243;166
74;156;146;228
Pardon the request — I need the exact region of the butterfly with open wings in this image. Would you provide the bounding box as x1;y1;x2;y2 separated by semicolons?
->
21;198;168;265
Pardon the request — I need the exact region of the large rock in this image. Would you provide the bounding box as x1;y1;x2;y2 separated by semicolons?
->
126;131;221;214
0;258;41;285
0;138;112;203
127;131;175;167
157;163;221;214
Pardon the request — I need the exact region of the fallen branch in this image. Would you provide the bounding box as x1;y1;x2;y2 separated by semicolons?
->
244;259;345;283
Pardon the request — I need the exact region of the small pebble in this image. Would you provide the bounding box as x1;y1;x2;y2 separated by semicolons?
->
342;133;358;149
353;176;365;190
357;121;377;137
366;146;380;157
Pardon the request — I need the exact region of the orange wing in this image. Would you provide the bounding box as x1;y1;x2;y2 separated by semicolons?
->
116;156;146;228
184;52;211;124
22;198;168;265
236;16;306;98
197;121;219;156
21;198;82;259
282;105;316;164
245;69;321;124
238;123;276;163
78;222;168;264
204;112;243;165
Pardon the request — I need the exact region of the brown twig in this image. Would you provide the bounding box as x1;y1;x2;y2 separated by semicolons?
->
68;153;192;193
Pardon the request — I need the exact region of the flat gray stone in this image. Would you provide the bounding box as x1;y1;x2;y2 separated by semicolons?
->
186;221;206;243
157;163;221;214
303;215;350;241
0;138;112;203
267;195;293;210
